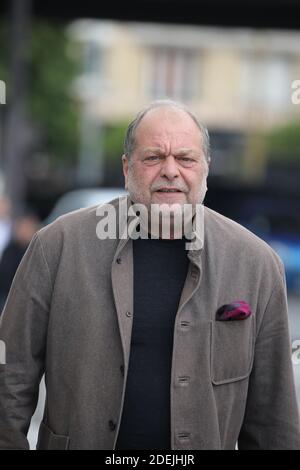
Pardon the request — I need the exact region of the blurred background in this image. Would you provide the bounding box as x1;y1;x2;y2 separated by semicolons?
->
0;0;300;448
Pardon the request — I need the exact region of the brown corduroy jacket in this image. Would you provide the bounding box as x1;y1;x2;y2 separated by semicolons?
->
0;196;299;449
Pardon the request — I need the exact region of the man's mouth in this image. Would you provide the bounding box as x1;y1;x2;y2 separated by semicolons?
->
155;189;183;193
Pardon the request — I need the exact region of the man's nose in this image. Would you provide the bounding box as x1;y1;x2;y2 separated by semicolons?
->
160;156;180;179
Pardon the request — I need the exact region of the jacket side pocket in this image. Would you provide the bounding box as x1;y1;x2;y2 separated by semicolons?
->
36;421;70;450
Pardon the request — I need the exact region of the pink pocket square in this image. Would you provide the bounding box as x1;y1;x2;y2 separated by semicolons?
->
216;300;252;321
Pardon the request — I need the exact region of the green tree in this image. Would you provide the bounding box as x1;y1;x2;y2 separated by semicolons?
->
28;21;80;164
103;121;129;161
264;119;300;163
0;20;81;165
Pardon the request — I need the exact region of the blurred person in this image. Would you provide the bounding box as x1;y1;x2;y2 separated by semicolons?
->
0;212;40;312
0;197;12;261
0;100;300;450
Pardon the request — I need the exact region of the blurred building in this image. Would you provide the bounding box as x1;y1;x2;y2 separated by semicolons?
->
68;20;300;179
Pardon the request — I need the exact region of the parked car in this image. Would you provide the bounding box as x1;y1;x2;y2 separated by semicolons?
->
44;187;127;225
241;212;300;293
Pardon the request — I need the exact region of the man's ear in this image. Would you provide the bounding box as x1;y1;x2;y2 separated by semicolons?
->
122;154;129;189
203;157;210;176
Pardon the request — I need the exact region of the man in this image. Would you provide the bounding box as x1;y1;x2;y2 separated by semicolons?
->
0;211;40;312
0;100;299;450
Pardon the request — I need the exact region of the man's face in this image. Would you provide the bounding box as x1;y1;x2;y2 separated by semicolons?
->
122;106;209;212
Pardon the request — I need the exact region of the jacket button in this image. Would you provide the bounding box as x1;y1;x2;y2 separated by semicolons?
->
120;365;124;377
178;432;191;441
178;376;190;385
108;420;116;431
180;320;190;329
116;258;122;264
126;311;132;318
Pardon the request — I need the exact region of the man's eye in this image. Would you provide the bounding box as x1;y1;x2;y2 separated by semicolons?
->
178;157;195;164
145;156;160;161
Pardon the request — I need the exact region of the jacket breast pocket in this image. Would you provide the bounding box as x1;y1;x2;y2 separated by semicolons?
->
211;316;255;385
36;421;70;450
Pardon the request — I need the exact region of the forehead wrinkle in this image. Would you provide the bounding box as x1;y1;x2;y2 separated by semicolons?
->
142;129;202;150
141;146;200;156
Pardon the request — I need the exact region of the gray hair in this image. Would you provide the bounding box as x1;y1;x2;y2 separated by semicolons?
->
124;99;211;164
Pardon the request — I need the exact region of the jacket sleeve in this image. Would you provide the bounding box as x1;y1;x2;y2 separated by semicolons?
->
0;233;51;449
238;259;300;449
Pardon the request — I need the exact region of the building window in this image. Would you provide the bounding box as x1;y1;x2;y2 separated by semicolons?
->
144;47;198;101
84;42;103;75
240;53;292;111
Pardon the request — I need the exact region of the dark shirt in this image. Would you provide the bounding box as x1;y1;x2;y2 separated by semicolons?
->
115;236;189;450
